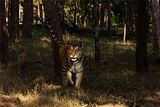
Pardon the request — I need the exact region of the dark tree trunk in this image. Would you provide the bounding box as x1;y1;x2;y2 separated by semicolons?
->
58;0;65;32
0;0;8;65
42;0;62;80
22;0;33;39
39;3;43;23
100;2;105;30
128;1;135;35
35;4;38;24
106;0;111;35
135;0;148;73
151;0;160;54
126;1;131;36
8;0;19;43
93;0;100;63
81;2;87;27
73;0;77;28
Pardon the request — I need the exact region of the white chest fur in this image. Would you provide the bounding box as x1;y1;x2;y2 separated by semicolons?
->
70;57;83;73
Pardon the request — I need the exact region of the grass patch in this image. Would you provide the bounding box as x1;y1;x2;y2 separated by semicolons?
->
0;29;160;107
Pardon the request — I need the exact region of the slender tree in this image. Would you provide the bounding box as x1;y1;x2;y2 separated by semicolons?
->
8;0;19;43
106;0;111;35
127;0;135;35
93;0;100;63
151;0;160;55
0;0;8;64
39;2;43;23
80;0;88;27
100;0;105;30
73;0;77;28
35;3;38;24
22;0;33;38
135;0;148;72
59;0;65;25
123;0;127;44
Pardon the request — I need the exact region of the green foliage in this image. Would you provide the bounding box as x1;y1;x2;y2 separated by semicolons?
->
111;0;124;27
34;0;42;4
63;0;126;28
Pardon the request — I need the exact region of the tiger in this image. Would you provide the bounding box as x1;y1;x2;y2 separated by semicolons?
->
46;20;84;90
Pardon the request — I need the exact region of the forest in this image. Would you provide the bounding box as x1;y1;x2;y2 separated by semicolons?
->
0;0;160;107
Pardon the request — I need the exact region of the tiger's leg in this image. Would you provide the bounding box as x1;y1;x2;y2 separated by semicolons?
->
67;71;74;85
75;71;83;90
62;72;68;87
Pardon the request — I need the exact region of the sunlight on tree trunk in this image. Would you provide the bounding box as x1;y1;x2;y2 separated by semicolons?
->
123;23;126;44
123;0;127;44
35;2;38;24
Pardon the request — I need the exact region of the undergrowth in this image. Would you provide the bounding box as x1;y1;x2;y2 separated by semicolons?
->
0;28;160;107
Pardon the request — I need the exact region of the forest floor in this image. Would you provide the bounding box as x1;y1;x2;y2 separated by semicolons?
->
0;29;160;107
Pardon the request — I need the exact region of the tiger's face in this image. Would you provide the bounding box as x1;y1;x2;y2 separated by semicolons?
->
68;45;82;62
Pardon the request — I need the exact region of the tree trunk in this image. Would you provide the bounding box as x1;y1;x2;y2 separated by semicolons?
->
35;4;38;24
8;0;19;43
123;0;127;44
106;0;111;35
151;0;160;54
81;2;87;27
22;0;33;39
93;0;100;63
39;3;43;23
58;0;65;33
5;0;9;23
73;0;77;28
128;1;134;35
42;0;62;80
123;23;127;44
135;0;148;73
0;0;8;65
100;2;105;30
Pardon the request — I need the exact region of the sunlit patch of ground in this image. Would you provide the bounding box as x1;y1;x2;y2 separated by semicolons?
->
0;86;128;107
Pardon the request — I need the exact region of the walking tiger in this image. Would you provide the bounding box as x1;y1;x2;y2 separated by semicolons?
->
46;20;84;90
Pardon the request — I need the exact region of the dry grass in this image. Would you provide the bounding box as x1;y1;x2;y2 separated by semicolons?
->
0;32;160;107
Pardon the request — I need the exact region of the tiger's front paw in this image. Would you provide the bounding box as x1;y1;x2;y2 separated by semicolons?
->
74;86;83;97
